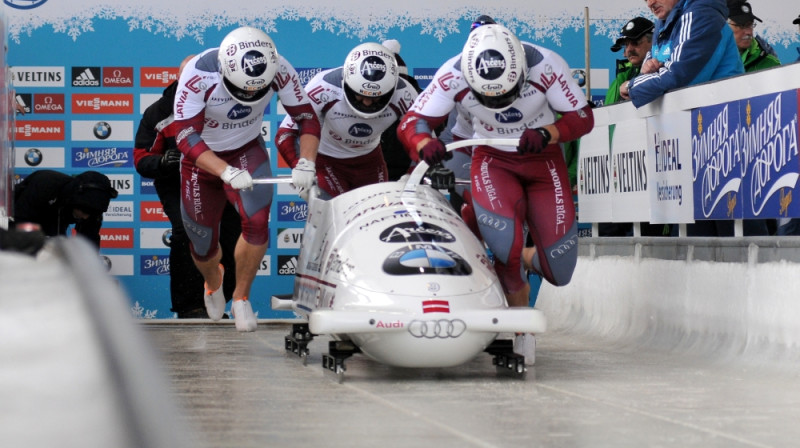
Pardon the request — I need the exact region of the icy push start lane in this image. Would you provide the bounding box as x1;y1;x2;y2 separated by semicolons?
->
143;322;800;448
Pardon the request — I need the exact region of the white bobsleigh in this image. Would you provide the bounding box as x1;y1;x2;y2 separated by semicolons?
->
272;139;545;378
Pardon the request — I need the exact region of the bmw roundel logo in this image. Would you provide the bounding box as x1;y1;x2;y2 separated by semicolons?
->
100;255;112;271
4;0;48;9
93;121;112;140
162;229;173;247
572;69;587;88
24;148;43;166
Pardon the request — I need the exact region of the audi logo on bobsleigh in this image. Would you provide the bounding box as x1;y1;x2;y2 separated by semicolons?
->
382;244;471;276
379;222;456;243
408;319;467;339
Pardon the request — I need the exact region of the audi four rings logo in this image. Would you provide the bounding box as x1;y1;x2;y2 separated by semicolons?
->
408;319;467;339
478;213;507;231
549;235;578;258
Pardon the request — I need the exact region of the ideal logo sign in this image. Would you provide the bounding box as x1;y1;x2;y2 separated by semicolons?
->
15;120;64;141
99;227;134;249
140;67;178;87
140;201;169;222
73;94;134;114
104;201;134;222
14;147;65;169
140;255;170;276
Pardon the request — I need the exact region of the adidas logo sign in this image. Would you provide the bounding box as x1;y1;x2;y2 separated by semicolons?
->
73;67;100;87
278;256;298;275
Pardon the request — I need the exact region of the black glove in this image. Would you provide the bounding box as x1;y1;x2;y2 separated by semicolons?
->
0;228;46;256
159;148;181;174
418;139;451;165
517;127;552;154
425;164;455;191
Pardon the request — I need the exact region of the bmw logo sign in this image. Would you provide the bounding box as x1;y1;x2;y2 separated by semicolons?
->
93;121;112;140
24;148;43;166
571;69;587;88
4;0;48;9
162;229;173;247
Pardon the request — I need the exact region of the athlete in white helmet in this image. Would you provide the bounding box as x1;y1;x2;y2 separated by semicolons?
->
275;42;418;198
398;24;594;364
173;26;321;331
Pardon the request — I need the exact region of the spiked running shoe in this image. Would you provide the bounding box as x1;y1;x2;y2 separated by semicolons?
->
203;264;226;321
231;298;257;332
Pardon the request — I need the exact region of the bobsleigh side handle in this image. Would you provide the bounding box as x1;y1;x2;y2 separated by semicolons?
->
403;138;520;195
252;176;293;184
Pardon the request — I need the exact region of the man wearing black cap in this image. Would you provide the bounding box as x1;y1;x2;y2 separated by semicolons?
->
727;1;781;72
605;17;654;106
13;170;118;247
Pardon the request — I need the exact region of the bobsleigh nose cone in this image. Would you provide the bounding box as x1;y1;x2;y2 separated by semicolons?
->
352;330;495;368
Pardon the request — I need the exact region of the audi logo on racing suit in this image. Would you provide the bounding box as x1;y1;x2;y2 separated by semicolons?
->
408;319;467;338
477;213;508;231
549;234;578;258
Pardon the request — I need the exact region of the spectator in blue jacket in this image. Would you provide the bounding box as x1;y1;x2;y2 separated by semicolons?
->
620;0;744;108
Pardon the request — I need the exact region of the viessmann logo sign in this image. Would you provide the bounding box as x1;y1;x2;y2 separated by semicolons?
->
140;67;179;87
72;94;134;114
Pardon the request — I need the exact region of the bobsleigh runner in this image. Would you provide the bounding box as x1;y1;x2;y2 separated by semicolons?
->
270;138;546;381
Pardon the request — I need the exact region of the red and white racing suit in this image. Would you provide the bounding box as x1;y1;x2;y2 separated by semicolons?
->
398;43;594;294
275;67;417;197
173;49;321;260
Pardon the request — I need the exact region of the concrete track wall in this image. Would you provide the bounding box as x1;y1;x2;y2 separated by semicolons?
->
538;238;800;364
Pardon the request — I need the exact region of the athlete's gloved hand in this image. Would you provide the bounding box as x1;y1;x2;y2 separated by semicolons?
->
220;165;253;190
425;164;455;191
517;127;552;154
159;148;181;174
292;158;316;201
418;138;451;165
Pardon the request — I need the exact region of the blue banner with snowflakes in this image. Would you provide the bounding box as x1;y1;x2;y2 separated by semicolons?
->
5;0;800;318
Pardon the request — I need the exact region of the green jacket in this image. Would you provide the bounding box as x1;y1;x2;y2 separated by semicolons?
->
604;60;641;106
742;37;781;73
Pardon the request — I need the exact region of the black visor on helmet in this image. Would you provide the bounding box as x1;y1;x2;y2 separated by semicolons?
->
471;80;522;110
344;84;394;115
223;77;271;104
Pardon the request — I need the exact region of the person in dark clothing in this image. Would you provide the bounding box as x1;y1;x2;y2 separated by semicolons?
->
13;169;117;246
380;39;423;181
134;55;241;319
